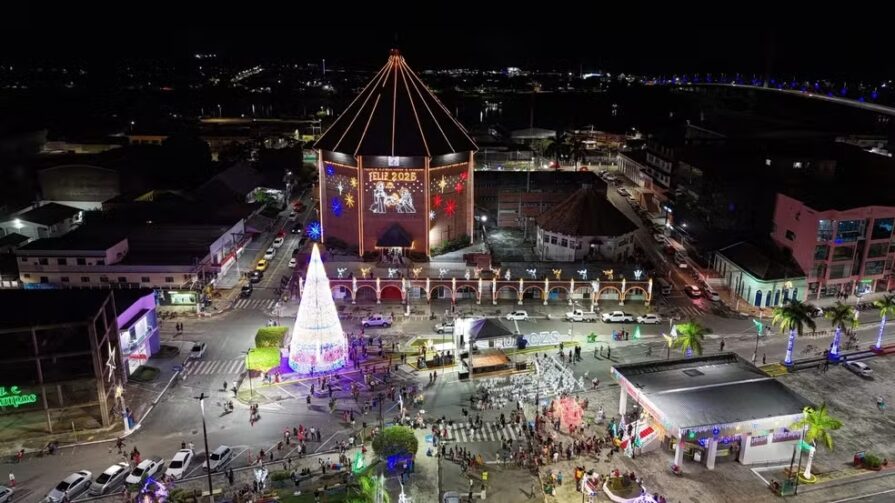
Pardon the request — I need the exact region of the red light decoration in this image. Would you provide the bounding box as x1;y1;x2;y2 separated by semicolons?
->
445;199;457;216
454;182;464;193
459;171;468;181
433;194;443;208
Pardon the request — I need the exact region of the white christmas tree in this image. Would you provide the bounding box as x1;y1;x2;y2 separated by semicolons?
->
288;243;348;374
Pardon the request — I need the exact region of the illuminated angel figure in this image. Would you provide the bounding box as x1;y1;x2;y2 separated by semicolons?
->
370;182;388;213
396;187;416;213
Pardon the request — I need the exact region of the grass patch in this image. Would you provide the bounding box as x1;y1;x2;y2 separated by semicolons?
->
130;365;160;383
247;347;281;372
256;326;288;348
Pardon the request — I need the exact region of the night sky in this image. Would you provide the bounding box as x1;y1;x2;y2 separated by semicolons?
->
1;9;889;78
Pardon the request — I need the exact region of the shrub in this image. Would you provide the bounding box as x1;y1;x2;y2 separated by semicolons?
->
371;426;418;460
270;470;291;482
864;453;882;469
255;326;288;348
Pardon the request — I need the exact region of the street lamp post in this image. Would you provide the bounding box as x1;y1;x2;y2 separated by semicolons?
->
377;392;385;430
195;393;215;502
244;348;254;398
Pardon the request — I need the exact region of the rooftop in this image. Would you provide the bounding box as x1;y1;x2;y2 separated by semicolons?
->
613;353;813;430
535;185;638;237
19;226;127;252
718;241;804;280
14;203;81;226
0;288;153;329
0;232;30;248
315;49;477;157
475;170;601;192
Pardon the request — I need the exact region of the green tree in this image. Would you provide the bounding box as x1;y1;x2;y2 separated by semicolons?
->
790;403;842;479
255;326;288;348
371;426;418;461
873;294;895;350
771;300;817;366
672;321;707;357
825;302;857;360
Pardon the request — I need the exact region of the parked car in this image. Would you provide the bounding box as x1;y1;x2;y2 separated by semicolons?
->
288;257;297;268
676;258;689;269
164;449;194;480
565;309;599;322
240;284;253;298
264;248;276;260
705;289;721;302
616;187;629;197
250;270;264;283
46;471;92;502
205;446;233;472
0;485;13;503
844;360;873;377
435;320;455;334
255;259;269;272
89;463;130;496
505;310;529;321
637;313;662;324
684;285;702;298
190;342;207;359
442;491;461;503
272;236;285;248
601;311;634;323
362;314;393;328
125;458;165;485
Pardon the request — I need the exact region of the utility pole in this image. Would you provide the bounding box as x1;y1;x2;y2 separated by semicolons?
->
195;393;215;502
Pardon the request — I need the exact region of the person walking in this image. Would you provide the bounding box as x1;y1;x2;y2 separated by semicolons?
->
8;472;15;487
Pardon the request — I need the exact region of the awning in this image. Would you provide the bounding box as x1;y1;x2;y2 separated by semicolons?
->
376;223;413;248
468;318;515;340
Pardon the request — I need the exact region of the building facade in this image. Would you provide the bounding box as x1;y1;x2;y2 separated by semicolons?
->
314;50;477;257
713;241;807;308
771;193;895;298
0;202;83;240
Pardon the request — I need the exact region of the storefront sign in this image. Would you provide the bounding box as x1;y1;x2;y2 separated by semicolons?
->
0;386;38;408
751;435;768;447
773;430;802;443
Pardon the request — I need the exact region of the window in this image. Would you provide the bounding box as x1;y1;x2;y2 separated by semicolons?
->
39;258;48;265
865;260;886;275
835;219;866;242
76;258;86;265
40;276;49;283
817;219;834;241
550;236;557;245
785;230;796;241
813;245;829;261
561;238;568;247
60;276;70;282
165;277;174;283
141;276;150;283
828;263;850;279
57;258;67;265
118;277;127;283
100;276;109;283
81;277;90;283
832;246;854;261
867;242;889;258
871;218;894;240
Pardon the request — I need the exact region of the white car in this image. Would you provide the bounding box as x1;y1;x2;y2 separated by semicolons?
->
272;236;285;248
288;257;297;268
676;258;689;269
844;360;873;377
125;458;165;485
0;486;13;503
637;313;662;324
362;314;393;328
205;446;233;472
89;463;130;495
47;471;92;502
684;285;702;298
165;449;194;480
706;289;721;302
435;321;455;334
190;342;207;359
505;310;529;321
264;247;276;260
601;311;634;323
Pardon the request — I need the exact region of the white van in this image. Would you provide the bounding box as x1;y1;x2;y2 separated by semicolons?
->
656;278;672;295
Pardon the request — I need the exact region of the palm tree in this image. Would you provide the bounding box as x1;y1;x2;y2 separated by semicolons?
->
671;321;707;358
873;294;895;350
771;300;817;366
790;403;843;480
825;302;857;360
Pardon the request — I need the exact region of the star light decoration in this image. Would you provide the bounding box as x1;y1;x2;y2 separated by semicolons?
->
429;210;436;221
432;194;443;208
306;221;322;240
325;164;335;177
445;199;457;216
337;181;344;195
459;171;468;182
437;175;448;193
331;197;343;217
106;342;117;382
350;177;358;188
344;193;355;208
454;182;464;193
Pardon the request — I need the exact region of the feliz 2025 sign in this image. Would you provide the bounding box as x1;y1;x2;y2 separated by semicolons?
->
0;386;38;408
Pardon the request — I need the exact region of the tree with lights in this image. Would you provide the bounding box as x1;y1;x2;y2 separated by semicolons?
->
825;302;857;361
873;294;895;350
672;321;706;358
790;403;842;482
288;244;348;374
772;300;816;366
